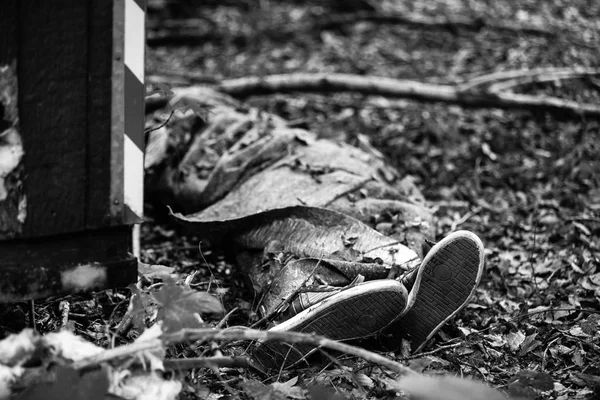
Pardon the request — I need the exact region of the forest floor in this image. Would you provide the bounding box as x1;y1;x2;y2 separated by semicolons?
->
4;0;600;399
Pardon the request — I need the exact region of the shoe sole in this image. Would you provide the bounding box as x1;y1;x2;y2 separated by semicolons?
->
388;230;484;353
254;280;409;369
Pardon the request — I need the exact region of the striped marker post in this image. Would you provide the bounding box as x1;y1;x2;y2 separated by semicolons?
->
110;0;145;229
109;0;146;258
123;0;145;225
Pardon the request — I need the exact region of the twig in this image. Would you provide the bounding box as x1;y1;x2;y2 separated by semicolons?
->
541;336;561;371
401;342;462;360
216;307;239;329
72;327;418;376
449;208;480;233
528;208;541;298
115;304;135;337
108;297;131;328
145;110;175;135
28;300;36;331
163;356;254;370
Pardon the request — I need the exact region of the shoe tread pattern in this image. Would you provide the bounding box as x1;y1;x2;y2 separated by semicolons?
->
255;287;407;369
396;237;481;352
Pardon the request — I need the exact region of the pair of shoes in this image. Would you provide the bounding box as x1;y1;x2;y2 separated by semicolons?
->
252;230;485;369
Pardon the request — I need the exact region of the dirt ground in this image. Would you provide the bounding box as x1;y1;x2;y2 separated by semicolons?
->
3;1;599;399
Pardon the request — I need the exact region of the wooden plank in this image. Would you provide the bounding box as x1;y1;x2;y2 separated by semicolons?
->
86;0;115;228
18;0;89;237
0;226;137;302
0;0;24;240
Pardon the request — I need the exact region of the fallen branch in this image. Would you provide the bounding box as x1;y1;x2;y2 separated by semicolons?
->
72;327;418;376
154;72;600;118
146;71;600;118
317;11;558;38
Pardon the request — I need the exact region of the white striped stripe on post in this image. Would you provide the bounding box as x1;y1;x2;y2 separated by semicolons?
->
123;0;145;224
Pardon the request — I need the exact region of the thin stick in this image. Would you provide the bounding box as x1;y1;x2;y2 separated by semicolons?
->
528;208;541;298
216;307;239;329
401;342;462;360
28;300;36;331
72;327;418;376
163;356;254;370
145;110;175;135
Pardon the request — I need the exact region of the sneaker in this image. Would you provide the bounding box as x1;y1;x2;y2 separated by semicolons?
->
381;230;485;353
253;279;410;369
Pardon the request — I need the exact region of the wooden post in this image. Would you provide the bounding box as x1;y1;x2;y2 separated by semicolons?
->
0;0;145;302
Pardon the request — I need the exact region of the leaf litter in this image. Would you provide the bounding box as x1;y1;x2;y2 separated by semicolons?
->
2;0;600;399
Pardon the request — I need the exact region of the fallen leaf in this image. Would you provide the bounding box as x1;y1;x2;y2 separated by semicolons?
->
579;314;600;335
14;366;109;400
407;357;436;373
154;279;224;333
138;261;177;280
458;326;478;337
130;284;153;332
272;377;305;399
485;334;507;348
519;333;542;356
393;374;508;400
506;331;526;352
572;350;584;367
308;385;348;400
508;370;554;398
355;373;374;389
568;326;590;338
581;272;600;291
572;221;591;236
241;377;305;400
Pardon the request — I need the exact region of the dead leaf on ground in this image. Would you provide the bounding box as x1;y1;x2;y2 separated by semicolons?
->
153;279;224;333
392;374;511;400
